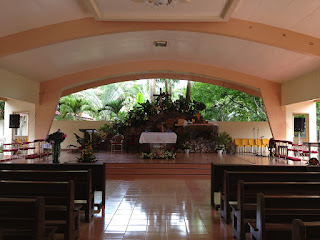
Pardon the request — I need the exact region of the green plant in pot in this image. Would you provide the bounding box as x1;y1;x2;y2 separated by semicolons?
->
183;141;191;153
216;131;232;153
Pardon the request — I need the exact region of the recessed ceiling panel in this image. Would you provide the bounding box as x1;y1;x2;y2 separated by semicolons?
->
84;0;240;21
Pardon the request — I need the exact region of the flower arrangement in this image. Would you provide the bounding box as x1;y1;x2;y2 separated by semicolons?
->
46;129;67;144
46;129;67;163
141;148;176;159
183;141;191;149
78;144;96;163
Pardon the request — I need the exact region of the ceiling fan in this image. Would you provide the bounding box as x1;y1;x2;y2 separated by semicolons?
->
132;0;191;7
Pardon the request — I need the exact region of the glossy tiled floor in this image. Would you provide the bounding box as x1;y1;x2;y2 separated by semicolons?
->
79;178;232;240
7;151;303;239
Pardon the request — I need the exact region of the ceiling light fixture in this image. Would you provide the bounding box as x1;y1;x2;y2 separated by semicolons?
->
132;0;190;7
154;41;168;47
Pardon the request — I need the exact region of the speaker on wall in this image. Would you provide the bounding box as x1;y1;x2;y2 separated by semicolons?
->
294;117;305;132
9;114;20;128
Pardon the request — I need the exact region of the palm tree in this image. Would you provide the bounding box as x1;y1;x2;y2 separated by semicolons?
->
186;80;192;103
56;95;93;120
101;98;126;119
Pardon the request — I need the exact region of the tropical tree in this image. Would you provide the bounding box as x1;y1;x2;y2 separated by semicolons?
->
100;98;126;120
186;80;192;103
192;82;267;121
56;95;94;120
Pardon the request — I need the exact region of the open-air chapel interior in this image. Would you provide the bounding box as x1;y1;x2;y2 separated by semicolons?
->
2;0;320;239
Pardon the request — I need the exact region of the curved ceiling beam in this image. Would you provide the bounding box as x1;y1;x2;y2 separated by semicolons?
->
61;72;261;98
41;60;277;94
1;17;320;58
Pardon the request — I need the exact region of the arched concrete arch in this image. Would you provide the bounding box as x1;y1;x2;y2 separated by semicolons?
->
36;60;285;140
61;73;261;97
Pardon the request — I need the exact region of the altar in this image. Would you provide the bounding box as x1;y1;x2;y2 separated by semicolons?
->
139;132;177;144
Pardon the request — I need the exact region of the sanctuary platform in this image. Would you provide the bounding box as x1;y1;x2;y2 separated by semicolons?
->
6;150;305;179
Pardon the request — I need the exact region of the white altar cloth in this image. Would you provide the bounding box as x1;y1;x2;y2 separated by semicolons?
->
139;132;177;144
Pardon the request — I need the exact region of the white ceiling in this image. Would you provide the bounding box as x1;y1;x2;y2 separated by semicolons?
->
87;0;236;21
0;0;320;86
1;31;320;83
0;0;90;38
234;0;320;38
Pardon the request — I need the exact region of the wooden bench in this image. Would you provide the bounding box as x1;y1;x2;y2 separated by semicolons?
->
0;180;79;240
0;197;55;240
232;181;320;240
211;164;320;209
0;169;94;222
221;171;320;224
292;219;320;240
0;162;106;211
249;194;320;240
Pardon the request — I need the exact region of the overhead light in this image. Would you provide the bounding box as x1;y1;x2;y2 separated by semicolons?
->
132;0;191;7
154;41;168;47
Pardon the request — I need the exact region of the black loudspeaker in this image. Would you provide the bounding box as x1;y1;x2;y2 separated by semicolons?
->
294;117;305;132
9;114;20;128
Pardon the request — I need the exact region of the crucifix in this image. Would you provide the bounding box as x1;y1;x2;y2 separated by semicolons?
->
153;88;171;106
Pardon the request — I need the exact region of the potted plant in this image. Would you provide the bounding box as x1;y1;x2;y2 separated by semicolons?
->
216;131;232;154
183;141;191;154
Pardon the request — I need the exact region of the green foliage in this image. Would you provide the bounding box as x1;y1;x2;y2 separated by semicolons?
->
141;149;176;159
56;95;94;120
0;101;4;120
217;131;232;150
99;118;126;136
191;82;267;121
46;130;67;144
316;102;320;130
100;98;126;119
99;123;115;136
127;96;206;128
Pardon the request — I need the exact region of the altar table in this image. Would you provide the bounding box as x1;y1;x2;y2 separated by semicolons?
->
139;132;177;144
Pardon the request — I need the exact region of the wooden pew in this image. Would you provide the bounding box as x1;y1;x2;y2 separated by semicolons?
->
0;169;93;222
249;194;320;240
232;181;320;240
0;197;55;240
211;163;320;209
0;180;79;240
292;219;320;240
221;171;320;224
0;162;106;210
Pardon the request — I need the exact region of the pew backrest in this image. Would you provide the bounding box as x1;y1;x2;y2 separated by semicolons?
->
0;197;45;240
211;163;320;207
225;171;320;201
0;180;77;240
0;162;106;207
254;193;320;240
292;219;320;240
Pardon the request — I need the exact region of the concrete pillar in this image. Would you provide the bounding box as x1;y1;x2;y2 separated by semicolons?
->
260;85;286;140
35;87;61;140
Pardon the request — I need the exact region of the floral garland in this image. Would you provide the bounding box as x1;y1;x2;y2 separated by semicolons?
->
141;148;176;159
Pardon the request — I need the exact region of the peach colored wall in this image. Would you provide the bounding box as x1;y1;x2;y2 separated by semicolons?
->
218;121;272;140
282;68;320;105
51;120;272;149
285;101;317;143
0;68;39;104
4;99;36;144
50;120;108;149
